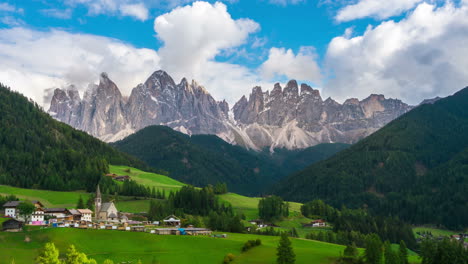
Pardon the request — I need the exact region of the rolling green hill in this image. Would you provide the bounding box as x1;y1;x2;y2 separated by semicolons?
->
0;83;151;192
0;228;353;264
112;125;348;195
274;87;468;230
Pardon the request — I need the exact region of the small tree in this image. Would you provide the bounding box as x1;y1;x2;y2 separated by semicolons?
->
86;195;94;211
398;240;409;264
64;245;97;264
344;242;359;258
36;242;61;264
17;201;36;223
384;241;399;264
76;196;85;209
277;233;295;264
364;234;383;264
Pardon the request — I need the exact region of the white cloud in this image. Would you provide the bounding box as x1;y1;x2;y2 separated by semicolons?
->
154;1;263;103
268;0;305;6
66;0;150;20
260;47;322;83
119;3;148;21
0;27;160;107
325;2;468;104
0;16;25;26
40;8;73;19
336;0;422;22
0;2;23;14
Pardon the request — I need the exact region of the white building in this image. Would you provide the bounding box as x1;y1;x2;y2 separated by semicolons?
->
77;209;93;222
31;208;45;224
3;200;45;224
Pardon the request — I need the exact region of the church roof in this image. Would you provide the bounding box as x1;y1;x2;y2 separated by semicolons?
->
100;202;114;212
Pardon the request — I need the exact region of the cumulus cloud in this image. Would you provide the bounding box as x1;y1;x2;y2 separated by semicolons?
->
0;27;160;107
154;1;264;103
260;47;322;83
325;1;468;104
119;3;148;21
66;0;150;20
336;0;422;22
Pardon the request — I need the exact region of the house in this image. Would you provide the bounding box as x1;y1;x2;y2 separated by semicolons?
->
302;219;327;228
114;175;130;182
30;208;45;225
44;208;70;219
3;201;21;218
77;209;93;222
3;200;45;223
163;215;181;226
68;209;82;221
2;219;24;232
249;219;268;228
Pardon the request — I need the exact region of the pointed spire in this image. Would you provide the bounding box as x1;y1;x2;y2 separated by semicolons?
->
96;184;101;199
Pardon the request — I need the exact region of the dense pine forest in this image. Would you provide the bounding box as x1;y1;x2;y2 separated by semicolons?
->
0;84;151;192
112;125;348;195
275;87;468;230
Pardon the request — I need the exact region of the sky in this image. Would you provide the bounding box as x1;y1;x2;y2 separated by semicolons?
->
1;0;468;107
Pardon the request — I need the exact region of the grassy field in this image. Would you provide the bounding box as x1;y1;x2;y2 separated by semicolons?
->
0;228;349;264
218;193;303;220
0;185;90;208
109;165;185;193
413;227;461;237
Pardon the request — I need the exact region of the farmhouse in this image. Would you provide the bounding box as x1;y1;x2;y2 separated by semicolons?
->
44;208;70;219
303;219;327;228
77;209;93;222
2;219;24;232
249;219;268;228
3;200;44;219
163;215;181;226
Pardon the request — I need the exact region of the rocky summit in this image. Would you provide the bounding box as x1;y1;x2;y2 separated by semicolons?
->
48;70;413;150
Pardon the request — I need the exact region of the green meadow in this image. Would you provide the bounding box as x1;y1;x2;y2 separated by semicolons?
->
0;228;348;264
218;193;303;220
109;165;185;193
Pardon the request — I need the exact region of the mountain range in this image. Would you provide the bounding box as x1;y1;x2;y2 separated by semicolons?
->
274;86;468;229
48;70;413;150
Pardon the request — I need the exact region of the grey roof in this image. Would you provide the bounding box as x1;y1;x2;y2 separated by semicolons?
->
108;213;118;218
68;209;81;215
3;201;20;207
100;202;113;212
45;208;68;213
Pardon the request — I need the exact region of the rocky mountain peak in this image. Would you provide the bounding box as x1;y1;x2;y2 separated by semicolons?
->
49;71;413;151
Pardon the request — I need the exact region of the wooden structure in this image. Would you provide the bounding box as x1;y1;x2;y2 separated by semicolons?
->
2;219;24;232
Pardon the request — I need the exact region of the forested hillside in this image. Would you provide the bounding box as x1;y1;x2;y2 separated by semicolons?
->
275;86;468;230
112;125;348;195
0;84;150;192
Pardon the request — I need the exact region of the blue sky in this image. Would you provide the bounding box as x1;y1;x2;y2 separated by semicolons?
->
1;0;467;107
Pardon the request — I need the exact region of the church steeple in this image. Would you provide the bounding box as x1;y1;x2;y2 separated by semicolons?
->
95;185;102;219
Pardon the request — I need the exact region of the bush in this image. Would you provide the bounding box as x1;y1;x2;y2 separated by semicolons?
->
223;253;235;263
241;239;262;252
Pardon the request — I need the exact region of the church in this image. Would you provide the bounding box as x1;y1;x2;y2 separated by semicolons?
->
94;185;126;223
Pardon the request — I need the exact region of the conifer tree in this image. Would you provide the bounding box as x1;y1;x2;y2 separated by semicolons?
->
344;242;358;258
384;241;399;264
76;196;85;209
398;240;408;264
365;234;383;264
277;233;295;264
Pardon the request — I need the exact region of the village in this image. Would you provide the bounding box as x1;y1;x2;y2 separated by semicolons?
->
1;185;214;236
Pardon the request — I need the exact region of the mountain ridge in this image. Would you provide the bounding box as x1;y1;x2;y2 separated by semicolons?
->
49;70;413;150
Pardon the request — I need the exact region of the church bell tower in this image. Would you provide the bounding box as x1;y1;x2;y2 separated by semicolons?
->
95;185;102;219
